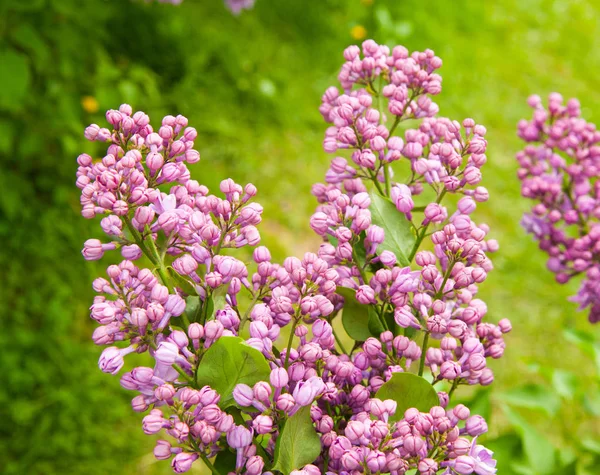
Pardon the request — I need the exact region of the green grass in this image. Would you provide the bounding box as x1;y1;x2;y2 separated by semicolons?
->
2;0;600;473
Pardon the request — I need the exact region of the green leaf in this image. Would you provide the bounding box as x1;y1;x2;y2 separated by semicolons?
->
167;267;196;295
326;234;339;247
552;369;578;400
367;306;394;337
272;406;321;475
463;388;492;422
195;336;270;408
207;285;229;319
497;383;560;417
485;434;523;475
213;449;237;474
503;405;556;474
583;391;600;416
375;372;439;422
581;437;600;455
0;49;31;111
10;24;50;69
564;328;600;375
184;296;200;322
352;231;368;268
369;191;416;266
337;287;371;341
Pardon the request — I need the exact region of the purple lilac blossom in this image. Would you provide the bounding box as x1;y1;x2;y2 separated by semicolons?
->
225;0;255;15
75;39;506;474
517;93;600;323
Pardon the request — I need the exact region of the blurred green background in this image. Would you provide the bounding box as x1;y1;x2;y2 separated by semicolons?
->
2;0;600;473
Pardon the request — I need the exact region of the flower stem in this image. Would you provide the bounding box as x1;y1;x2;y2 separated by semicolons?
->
418;332;429;377
123;216;155;265
408;189;447;262
173;363;194;385
332;327;348;355
383;163;391;197
448;379;460;399
352;248;369;284
284;316;300;370
239;290;263;332
198;452;219;475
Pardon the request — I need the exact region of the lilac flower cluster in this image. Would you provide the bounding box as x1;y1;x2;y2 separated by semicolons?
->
225;0;255;15
314;40;508;391
146;0;256;15
76;40;508;475
517;93;600;323
322;404;496;475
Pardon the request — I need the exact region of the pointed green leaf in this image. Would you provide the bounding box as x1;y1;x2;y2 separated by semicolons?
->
497;384;560;417
167;266;196;295
367;306;395;337
337;287;372;341
213;449;237;474
375;372;439;422
551;370;578;400
272;406;321;475
369;191;416;266
195;336;270;408
503;405;556;474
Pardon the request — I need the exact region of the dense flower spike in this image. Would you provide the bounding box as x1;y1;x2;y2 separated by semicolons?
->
517;93;600;323
76;39;506;475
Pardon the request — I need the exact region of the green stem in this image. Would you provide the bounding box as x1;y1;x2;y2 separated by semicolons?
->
383;163;391;197
239;290;262;332
202;289;213;325
284;317;300;370
408;189;447;262
369;169;385;195
198;452;219;475
448;379;460;399
388;90;417;136
332;327;349;355
418;332;429;377
180;312;191;329
374;304;390;333
123;217;156;265
173;364;194;385
434;260;456;301
352;248;369;284
388;115;401;136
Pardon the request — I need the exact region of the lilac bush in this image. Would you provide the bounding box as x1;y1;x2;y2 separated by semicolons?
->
76;40;509;474
517;93;600;323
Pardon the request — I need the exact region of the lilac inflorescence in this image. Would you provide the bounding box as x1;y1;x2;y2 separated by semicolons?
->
225;0;255;15
517;93;600;323
76;39;507;474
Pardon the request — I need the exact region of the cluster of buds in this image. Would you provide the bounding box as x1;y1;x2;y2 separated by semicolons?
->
517;93;600;323
76;39;507;475
324;404;496;475
313;39;509;393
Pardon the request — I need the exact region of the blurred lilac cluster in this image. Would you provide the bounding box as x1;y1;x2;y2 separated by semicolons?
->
225;0;255;15
75;40;508;474
149;0;256;15
517;93;600;323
